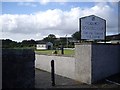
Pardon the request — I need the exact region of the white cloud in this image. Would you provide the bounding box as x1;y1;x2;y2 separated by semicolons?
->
1;2;118;41
1;0;119;2
39;0;50;5
18;2;37;7
1;0;35;2
99;0;118;1
38;0;68;5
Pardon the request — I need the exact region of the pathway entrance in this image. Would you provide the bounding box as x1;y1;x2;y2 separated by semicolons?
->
35;69;120;88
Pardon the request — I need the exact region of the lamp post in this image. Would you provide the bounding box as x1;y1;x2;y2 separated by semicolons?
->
66;34;68;48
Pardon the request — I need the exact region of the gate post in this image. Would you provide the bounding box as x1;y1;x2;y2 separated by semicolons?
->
61;45;64;55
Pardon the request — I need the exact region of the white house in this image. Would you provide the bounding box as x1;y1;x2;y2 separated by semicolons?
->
36;42;53;50
36;43;46;50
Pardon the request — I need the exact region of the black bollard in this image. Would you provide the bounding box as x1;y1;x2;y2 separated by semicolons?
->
51;60;55;86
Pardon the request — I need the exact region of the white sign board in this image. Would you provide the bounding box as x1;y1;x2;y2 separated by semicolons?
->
80;15;106;40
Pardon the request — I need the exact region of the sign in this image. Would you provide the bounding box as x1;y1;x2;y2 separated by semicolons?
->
80;15;106;40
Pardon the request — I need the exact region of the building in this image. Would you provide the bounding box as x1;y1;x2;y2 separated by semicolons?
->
98;34;120;44
36;42;53;50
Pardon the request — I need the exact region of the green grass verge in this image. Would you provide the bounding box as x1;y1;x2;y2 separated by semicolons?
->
35;49;74;57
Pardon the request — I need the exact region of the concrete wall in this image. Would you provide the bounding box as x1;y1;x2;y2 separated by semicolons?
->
35;55;75;80
75;44;92;84
35;43;120;84
92;44;120;82
75;43;120;84
2;49;35;88
0;45;2;89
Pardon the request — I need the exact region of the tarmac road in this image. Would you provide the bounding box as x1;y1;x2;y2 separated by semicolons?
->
35;69;120;89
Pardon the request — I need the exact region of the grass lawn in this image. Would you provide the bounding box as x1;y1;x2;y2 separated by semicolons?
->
35;49;74;57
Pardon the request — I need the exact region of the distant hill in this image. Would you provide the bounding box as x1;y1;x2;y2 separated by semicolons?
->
106;33;120;41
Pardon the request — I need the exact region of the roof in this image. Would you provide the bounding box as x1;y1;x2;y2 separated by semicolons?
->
36;41;53;44
106;34;120;40
80;15;106;21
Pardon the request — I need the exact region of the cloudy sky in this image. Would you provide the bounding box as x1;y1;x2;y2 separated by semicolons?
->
0;0;119;42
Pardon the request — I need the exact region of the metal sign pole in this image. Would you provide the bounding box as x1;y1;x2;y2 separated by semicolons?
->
79;18;82;43
104;20;106;43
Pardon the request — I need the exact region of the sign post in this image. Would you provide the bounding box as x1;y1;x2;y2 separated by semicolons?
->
80;15;106;42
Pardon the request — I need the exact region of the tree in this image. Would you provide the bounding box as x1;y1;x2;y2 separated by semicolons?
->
2;39;37;49
72;31;80;40
43;34;56;43
21;39;36;47
2;39;19;48
48;34;56;39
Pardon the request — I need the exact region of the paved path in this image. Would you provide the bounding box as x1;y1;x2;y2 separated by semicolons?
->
35;69;120;89
35;69;94;88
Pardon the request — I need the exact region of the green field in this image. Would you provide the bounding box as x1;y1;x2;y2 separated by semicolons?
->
35;49;74;57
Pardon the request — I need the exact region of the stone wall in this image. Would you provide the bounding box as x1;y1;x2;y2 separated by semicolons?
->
75;43;120;84
2;49;35;88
